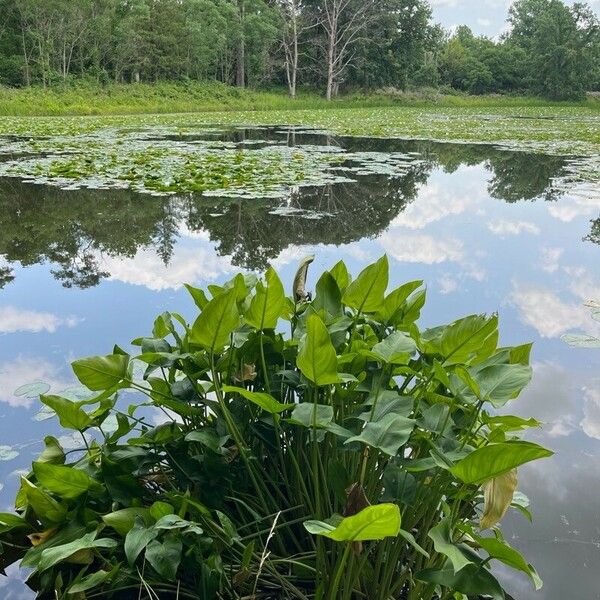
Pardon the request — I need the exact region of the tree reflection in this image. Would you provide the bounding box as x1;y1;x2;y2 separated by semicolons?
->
586;218;599;245
0;137;593;289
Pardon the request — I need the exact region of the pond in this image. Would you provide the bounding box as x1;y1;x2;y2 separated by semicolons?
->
0;125;599;599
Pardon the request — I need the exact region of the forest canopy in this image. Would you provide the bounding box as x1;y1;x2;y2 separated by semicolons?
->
0;0;599;100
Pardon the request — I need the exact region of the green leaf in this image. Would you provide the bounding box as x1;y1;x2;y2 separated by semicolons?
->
482;414;541;431
184;429;224;452
345;413;414;456
376;280;423;323
150;502;175;521
0;512;29;534
398;528;429;558
342;255;388;313
19;478;66;525
473;364;532;407
304;503;400;542
102;507;150;536
222;385;293;414
289;403;334;428
245;267;285;330
33;462;101;500
145;536;182;580
37;436;65;464
40;395;92;431
313;271;342;317
416;560;504;600
450;441;553;485
428;519;473;573
370;331;417;364
190;288;239;352
329;260;350;292
474;534;542;589
72;354;130;391
184;283;209;309
124;519;158;565
422;314;498;366
67;570;112;594
38;531;117;572
297;313;341;385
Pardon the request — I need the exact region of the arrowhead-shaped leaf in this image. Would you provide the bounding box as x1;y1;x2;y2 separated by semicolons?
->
222;385;293;414
450;441;553;485
72;354;130;391
190;288;239;352
245;267;285;330
342;255;388;313
297;313;341;386
304;503;400;542
345;413;415;456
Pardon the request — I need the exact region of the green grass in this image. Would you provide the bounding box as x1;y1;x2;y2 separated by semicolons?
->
1;80;599;117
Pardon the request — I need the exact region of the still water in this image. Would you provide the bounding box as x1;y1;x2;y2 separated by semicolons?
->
0;127;599;599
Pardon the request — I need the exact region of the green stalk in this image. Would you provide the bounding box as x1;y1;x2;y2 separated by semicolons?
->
328;543;352;600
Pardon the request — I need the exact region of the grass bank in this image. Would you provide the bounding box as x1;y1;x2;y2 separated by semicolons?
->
1;80;599;117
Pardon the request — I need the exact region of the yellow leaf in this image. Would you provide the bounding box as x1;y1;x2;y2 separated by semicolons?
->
480;468;518;530
28;528;57;546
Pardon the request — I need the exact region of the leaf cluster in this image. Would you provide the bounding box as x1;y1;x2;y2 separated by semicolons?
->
0;256;551;599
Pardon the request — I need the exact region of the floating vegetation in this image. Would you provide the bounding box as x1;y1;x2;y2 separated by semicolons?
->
0;124;426;198
13;382;51;398
0;445;19;461
0;106;597;199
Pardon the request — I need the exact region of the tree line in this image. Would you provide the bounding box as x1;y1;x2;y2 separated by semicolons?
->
0;0;599;100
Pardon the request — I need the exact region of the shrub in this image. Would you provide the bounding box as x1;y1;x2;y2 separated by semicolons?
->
0;255;552;599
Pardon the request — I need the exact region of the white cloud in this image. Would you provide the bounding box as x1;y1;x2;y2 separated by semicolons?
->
477;17;492;26
100;246;235;291
487;219;540;236
0;356;71;408
581;387;600;440
547;194;600;223
567;269;600;304
390;183;476;230
514;362;578;438
0;306;80;334
379;233;464;265
510;282;591;338
540;247;564;273
438;275;458;295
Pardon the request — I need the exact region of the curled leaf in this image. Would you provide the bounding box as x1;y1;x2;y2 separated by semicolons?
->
232;363;257;383
480;468;518;530
293;255;315;302
28;528;57;546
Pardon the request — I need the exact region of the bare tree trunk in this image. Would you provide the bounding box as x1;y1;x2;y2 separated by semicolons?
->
21;30;31;86
236;1;245;88
326;16;336;100
321;0;374;101
290;13;298;97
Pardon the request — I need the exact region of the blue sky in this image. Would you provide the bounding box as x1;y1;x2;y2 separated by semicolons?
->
430;0;600;38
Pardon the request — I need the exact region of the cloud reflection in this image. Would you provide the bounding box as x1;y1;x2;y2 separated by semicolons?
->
0;357;71;408
0;306;80;334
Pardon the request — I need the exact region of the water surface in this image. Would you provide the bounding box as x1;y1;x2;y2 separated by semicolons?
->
1;127;599;599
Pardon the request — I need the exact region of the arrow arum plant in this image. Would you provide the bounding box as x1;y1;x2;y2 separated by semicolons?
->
0;255;552;599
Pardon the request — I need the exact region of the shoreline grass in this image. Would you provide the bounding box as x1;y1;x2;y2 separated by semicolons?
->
1;80;599;117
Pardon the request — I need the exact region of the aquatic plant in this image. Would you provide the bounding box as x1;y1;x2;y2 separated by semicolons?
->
562;301;600;348
0;256;551;599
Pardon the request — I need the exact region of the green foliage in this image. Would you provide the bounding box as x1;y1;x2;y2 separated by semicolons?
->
0;257;552;599
0;0;599;102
